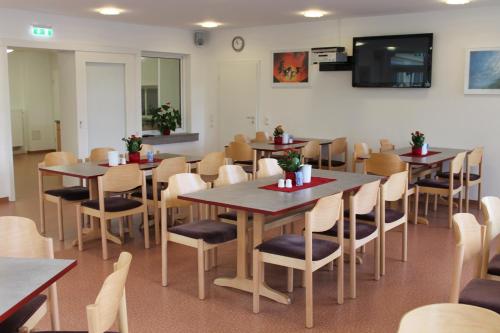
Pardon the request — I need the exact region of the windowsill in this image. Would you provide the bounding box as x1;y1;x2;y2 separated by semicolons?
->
142;132;199;145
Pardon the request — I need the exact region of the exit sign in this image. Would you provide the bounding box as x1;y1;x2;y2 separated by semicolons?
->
31;25;53;38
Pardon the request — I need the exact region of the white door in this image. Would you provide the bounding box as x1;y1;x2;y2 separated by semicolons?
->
86;63;126;152
218;61;260;147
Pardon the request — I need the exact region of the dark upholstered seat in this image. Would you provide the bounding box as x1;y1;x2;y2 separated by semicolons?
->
256;234;339;261
356;208;405;224
416;178;461;190
168;220;237;244
488;254;500;276
131;186;163;201
318;219;377;240
320;159;346;168
437;171;481;182
459;278;500;314
408;183;416;190
218;211;254;221
0;295;47;333
234;160;253;165
145;175;153;185
81;197;142;212
240;165;254;174
45;186;89;201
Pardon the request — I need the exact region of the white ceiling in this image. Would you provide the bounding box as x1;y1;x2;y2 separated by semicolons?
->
0;0;498;29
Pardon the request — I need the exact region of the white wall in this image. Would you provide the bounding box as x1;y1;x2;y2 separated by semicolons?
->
212;6;500;197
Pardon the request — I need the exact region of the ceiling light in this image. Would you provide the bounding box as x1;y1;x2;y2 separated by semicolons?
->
387;46;396;51
96;7;124;15
445;0;470;4
198;21;221;28
302;10;328;18
6;48;14;54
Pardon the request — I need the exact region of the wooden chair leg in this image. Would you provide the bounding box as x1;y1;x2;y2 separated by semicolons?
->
212;248;218;269
252;249;260;313
127;216;134;239
153;205;160;245
100;217;108;260
380;231;386;276
76;206;83;251
56;199;64;241
119;218;125;241
465;185;470;213
478;183;482;211
361;245;366;254
337;256;344;305
287;268;294;293
448;193;453;229
204;251;210;272
414;188;419;225
143;208;150;249
350;247;356;299
197;240;206;300
162;232;168;287
48;283;60;330
459;188;463;213
305;266;313;328
39;196;46;234
424;193;429;216
375;237;380;281
403;221;408;262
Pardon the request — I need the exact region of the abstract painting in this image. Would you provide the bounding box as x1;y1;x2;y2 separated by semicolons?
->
272;50;310;87
465;48;500;94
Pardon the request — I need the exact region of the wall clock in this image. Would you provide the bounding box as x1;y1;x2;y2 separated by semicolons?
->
232;36;245;52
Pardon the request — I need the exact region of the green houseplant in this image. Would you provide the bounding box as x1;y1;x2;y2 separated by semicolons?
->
278;150;302;184
122;135;142;163
273;125;284;144
410;131;427;156
151;102;181;135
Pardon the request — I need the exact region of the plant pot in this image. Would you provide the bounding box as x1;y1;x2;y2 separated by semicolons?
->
412;147;423;156
285;171;296;185
128;152;140;163
274;136;283;145
162;128;171;136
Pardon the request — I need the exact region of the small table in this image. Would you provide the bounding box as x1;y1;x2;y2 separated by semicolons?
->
0;257;77;330
178;169;381;304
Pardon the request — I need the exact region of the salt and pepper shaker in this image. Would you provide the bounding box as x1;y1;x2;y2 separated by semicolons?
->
278;179;285;188
120;156;127;165
146;150;154;163
285;179;293;188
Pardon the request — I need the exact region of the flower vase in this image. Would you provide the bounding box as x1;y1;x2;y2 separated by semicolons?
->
285;171;296;185
274;136;283;145
128;152;140;163
421;143;429;155
162;128;171;136
412;147;423;156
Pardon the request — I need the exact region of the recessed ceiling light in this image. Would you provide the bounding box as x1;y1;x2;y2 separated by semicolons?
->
445;0;470;4
387;46;397;51
198;21;221;28
96;7;124;15
6;48;14;54
302;10;328;18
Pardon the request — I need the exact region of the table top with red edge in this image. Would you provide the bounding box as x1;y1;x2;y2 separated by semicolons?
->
0;257;77;323
394;147;469;166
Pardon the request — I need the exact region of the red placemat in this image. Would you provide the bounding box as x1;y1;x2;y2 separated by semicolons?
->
259;177;336;193
99;158;161;167
400;151;441;158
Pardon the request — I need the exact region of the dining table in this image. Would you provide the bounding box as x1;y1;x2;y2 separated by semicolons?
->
178;169;381;305
0;257;77;330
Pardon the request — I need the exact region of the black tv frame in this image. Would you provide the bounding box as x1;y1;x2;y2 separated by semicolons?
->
352;33;434;88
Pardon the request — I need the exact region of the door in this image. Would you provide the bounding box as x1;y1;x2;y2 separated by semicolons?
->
218;61;260;147
86;62;126;152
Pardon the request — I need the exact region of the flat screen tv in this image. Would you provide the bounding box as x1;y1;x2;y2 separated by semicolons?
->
352;33;433;88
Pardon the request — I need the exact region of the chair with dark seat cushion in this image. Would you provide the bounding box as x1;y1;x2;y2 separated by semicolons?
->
0;295;47;333
459;279;500;313
324;137;348;171
416;178;461;190
487;254;500;276
357;208;405;224
131;186;163;201
217;211;254;222
257;234;339;261
81;197;142;212
168;220;237;244
437;171;481;182
318;219;377;240
45;186;89;201
320;159;346;168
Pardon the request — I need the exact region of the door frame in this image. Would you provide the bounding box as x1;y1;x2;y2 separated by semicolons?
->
217;60;261;148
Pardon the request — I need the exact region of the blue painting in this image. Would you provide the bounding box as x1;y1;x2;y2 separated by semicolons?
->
467;50;500;92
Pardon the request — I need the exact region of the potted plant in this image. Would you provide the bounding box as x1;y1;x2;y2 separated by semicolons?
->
273;125;284;144
151;102;181;136
122;135;142;163
278;150;302;184
410;131;427;156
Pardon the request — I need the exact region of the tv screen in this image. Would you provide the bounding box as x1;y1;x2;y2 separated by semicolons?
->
352;33;433;88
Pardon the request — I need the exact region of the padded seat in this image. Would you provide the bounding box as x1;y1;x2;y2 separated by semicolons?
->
145;175;153;185
320;159;346;168
45;186;89;201
234;160;253;165
357;208;405;224
131;186;163;201
437;171;481;182
488;254;500;276
459;278;500;313
168;220;237;244
318;219;377;240
218;211;254;221
408;183;416;190
256;234;339;261
81;197;142;212
416;178;461;190
0;295;47;333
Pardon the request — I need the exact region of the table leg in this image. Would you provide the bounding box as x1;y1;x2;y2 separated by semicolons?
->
213;211;291;305
48;283;60;330
252;149;257;179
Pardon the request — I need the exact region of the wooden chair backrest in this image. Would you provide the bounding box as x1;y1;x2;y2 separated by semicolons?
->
307;192;344;233
257;158;283;178
234;134;249;143
100;164;143;193
227;141;253;162
480;196;500;277
365;153;408;176
254;131;269;143
43;151;78;167
351;180;381;215
87;252;132;333
162;173;208;208
154;157;190;184
451;152;467;174
89;148;115;163
330;137;347;160
379;139;395;152
0;216;53;259
302;140;320;159
353;142;370;159
382;171;408;202
214;165;249;187
140;144;155;158
450;213;486;303
197;152;226;176
468;147;484;169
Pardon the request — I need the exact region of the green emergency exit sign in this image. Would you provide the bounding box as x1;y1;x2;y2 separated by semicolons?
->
31;25;53;38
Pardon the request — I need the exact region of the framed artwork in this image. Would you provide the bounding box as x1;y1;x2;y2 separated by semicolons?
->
272;50;310;87
465;48;500;94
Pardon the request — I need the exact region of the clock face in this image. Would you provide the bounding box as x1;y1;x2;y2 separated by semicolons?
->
232;36;245;52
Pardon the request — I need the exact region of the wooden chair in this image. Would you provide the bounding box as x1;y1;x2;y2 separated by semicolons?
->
253;193;344;328
196;151;226;184
352;142;371;173
161;173;237;300
214;165;251;225
450;213;500;313
321;137;348;171
38;152;89;240
0;216;60;332
234;134;249;143
139;144;155;158
302;140;322;169
314;180;381;299
398;303;500;333
253;131;269;143
225;141;254;174
131;157;190;244
88;147;116;162
480;197;500;281
37;252;132;333
415;152;467;229
256;158;283;178
379;139;395;152
76;164;149;260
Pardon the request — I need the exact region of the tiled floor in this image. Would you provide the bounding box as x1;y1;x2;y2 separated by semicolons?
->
0;153;479;332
